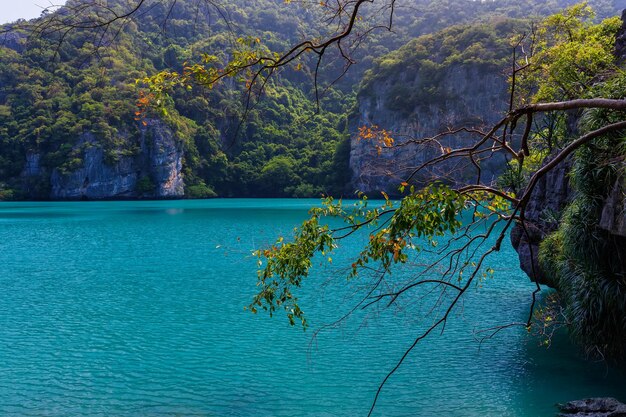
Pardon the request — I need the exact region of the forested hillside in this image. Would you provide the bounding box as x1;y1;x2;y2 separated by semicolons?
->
0;0;622;200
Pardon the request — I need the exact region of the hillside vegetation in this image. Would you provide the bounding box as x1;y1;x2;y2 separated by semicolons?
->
0;0;622;200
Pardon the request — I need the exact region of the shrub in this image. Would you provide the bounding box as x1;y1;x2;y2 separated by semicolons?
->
185;182;217;199
136;176;156;195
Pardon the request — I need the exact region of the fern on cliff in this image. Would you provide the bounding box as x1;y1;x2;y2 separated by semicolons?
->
539;72;626;361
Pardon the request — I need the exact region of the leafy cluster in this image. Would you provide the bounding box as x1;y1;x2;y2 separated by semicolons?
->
517;3;623;103
499;4;623;194
250;182;514;327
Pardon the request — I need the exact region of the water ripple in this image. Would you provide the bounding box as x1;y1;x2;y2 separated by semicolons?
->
0;200;625;416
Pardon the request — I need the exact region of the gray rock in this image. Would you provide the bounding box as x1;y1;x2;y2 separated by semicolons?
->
50;120;184;200
510;220;551;286
615;10;626;65
142;119;184;198
0;31;26;53
510;155;574;288
50;134;138;199
558;397;626;417
21;152;42;177
599;177;626;237
349;64;508;193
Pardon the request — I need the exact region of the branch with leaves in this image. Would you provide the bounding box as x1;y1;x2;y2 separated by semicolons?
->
249;93;626;414
247;5;626;409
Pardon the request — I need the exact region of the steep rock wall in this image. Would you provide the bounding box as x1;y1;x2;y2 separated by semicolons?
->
50;119;184;200
510;156;573;287
599;177;626;237
143;119;184;198
350;64;509;193
0;31;26;53
616;10;626;65
50;140;138;200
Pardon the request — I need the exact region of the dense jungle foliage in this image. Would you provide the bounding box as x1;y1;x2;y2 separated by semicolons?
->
539;112;626;360
0;0;622;200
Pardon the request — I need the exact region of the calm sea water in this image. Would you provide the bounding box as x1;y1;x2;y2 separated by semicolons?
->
0;199;624;417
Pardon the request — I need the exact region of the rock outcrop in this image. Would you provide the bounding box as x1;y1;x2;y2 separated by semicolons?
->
599;177;626;237
143;119;184;198
350;64;509;193
50;138;138;200
0;31;26;53
50;119;184;200
510;140;625;290
558;397;626;417
615;10;626;65
510;155;573;287
21;152;42;177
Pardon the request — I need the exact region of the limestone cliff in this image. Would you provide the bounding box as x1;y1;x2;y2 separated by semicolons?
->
348;21;519;193
510;156;573;287
599;178;626;237
351;66;508;192
0;31;26;53
49;119;184;200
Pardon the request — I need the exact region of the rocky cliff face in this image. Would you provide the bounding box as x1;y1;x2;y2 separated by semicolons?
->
511;10;626;286
143;119;184;198
615;10;626;64
599;178;626;237
510;156;573;287
350;64;509;193
21;152;42;177
50;119;184;200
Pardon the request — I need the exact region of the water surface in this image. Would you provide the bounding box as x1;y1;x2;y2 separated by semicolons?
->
0;199;624;416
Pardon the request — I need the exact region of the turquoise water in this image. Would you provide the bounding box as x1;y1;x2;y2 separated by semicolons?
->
0;199;624;416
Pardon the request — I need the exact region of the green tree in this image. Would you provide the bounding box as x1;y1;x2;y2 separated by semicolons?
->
242;6;626;414
6;1;626;414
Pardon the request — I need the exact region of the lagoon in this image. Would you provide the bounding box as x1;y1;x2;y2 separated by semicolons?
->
0;199;624;416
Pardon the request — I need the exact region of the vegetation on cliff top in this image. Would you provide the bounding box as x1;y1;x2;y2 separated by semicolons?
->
0;0;354;199
0;0;622;200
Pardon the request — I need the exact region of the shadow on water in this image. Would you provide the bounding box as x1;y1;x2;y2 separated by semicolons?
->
509;319;626;416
